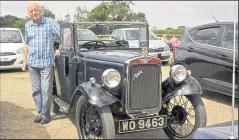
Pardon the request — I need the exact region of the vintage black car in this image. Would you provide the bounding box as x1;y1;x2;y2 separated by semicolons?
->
52;21;207;139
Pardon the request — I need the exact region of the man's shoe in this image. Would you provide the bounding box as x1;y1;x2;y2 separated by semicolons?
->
34;114;42;123
40;115;51;124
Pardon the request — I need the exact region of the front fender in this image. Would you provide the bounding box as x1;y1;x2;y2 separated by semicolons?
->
76;82;118;107
163;76;203;102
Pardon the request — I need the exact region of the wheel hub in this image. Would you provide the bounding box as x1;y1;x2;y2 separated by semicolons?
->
171;105;187;125
87;118;101;136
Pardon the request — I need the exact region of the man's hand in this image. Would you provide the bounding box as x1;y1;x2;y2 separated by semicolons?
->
55;49;60;57
22;61;28;72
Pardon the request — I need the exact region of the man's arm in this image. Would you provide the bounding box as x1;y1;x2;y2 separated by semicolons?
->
22;24;29;71
51;19;60;37
23;44;29;64
51;19;61;57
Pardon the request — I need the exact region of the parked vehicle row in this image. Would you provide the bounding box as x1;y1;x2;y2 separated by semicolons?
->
109;28;171;64
0;26;171;71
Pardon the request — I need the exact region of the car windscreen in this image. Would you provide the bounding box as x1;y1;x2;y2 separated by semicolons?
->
0;30;23;43
75;22;149;49
77;29;97;40
125;29;157;40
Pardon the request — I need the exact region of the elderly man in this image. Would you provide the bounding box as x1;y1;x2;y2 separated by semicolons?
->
22;1;60;124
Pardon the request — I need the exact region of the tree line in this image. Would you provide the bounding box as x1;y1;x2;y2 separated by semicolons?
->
0;1;185;37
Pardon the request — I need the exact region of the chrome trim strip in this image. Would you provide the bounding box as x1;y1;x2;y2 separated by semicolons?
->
187;32;238;51
124;56;162;118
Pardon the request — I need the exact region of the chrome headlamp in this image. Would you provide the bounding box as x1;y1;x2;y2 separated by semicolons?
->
170;65;190;83
101;69;121;88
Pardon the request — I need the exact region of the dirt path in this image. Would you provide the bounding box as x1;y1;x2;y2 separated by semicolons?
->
0;67;238;139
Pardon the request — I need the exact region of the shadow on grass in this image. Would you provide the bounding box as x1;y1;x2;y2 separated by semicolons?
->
0;69;23;74
0;101;51;139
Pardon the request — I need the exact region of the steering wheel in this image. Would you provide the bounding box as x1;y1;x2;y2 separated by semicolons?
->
115;40;129;48
81;40;107;49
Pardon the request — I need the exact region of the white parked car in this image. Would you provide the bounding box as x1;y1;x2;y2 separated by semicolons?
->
109;28;170;63
0;28;25;70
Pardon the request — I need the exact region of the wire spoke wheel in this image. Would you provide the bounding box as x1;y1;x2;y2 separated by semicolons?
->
80;103;103;139
168;96;196;137
163;95;207;139
75;96;115;139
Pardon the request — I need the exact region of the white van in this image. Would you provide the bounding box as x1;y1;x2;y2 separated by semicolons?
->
0;28;25;70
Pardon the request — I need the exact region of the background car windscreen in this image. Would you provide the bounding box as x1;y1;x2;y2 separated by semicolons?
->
125;29;157;40
77;22;148;42
77;29;97;40
0;30;23;43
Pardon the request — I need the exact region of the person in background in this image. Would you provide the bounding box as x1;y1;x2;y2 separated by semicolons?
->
22;1;60;124
161;33;168;44
169;34;178;51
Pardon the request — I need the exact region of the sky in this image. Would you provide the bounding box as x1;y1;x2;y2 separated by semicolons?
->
0;1;238;29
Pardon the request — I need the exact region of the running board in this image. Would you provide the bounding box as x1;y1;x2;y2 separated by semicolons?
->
54;96;70;113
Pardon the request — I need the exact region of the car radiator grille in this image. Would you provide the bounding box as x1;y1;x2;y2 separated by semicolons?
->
0;59;17;66
129;64;160;110
0;52;16;56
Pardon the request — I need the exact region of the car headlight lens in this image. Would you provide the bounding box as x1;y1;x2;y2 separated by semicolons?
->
164;45;170;51
16;47;24;54
170;65;187;83
101;69;121;88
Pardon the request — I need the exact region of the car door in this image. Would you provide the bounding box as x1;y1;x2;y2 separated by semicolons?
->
183;25;221;89
213;24;238;97
54;23;78;103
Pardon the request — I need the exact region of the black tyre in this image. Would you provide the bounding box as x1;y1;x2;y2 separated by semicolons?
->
51;100;60;114
75;96;115;139
163;95;207;139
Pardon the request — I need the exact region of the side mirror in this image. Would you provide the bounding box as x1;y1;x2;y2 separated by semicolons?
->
116;40;129;48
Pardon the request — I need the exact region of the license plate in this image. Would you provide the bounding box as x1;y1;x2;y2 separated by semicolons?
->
118;115;167;133
0;57;10;62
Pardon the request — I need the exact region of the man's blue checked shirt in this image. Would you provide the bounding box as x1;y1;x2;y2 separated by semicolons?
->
25;16;60;68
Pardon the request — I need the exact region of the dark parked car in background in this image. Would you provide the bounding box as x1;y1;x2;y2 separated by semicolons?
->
174;22;238;98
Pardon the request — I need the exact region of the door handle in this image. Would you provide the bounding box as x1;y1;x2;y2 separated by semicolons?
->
64;56;69;76
187;47;194;52
218;54;229;59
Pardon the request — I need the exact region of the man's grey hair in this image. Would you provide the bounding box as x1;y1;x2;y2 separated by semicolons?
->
27;1;43;11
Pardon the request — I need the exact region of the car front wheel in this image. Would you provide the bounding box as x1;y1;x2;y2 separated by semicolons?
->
163;95;207;139
75;96;115;139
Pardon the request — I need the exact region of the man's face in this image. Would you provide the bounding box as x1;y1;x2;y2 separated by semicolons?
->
28;4;42;22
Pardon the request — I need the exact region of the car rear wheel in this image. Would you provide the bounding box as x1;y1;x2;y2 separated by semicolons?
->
75;96;115;139
163;95;207;139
